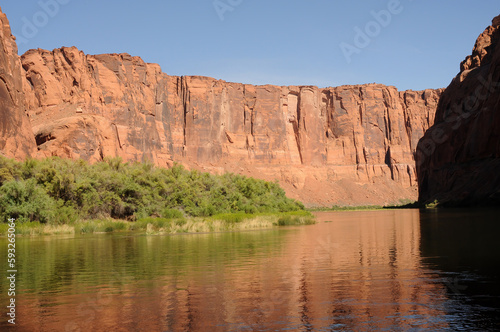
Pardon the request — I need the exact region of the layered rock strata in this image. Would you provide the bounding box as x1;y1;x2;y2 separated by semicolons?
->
0;5;444;206
21;46;442;205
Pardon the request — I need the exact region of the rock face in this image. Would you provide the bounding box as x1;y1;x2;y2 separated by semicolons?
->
0;7;36;159
0;6;443;206
21;46;442;206
416;15;500;205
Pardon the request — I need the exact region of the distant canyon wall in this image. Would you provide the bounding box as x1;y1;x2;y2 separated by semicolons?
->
416;15;500;205
0;6;444;206
21;46;442;205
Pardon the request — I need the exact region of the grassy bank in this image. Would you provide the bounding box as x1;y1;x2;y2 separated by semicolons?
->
310;205;385;212
0;211;315;236
309;199;422;212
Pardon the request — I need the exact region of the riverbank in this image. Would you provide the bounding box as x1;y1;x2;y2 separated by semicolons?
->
0;211;315;236
0;156;313;236
0;156;305;225
309;200;421;212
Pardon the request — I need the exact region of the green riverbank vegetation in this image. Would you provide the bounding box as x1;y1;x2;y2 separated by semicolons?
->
0;156;312;235
310;205;385;212
310;199;421;211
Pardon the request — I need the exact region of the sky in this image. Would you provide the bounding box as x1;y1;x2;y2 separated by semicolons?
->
1;0;499;91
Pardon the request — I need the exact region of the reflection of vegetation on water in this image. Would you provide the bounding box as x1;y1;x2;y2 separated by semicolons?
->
0;228;287;297
0;156;309;234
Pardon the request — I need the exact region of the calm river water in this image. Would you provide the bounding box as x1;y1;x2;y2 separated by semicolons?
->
1;209;499;331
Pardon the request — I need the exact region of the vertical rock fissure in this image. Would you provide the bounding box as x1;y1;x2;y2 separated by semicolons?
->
181;76;188;150
358;87;364;125
112;123;122;149
401;93;413;153
353;129;360;165
295;92;304;164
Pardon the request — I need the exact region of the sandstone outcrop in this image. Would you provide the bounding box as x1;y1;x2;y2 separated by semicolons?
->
0;6;443;206
0;7;36;159
21;46;442;205
416;15;500;205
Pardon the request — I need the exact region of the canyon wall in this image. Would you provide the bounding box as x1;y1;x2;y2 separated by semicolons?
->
0;6;443;206
0;7;36;159
21;46;442;205
416;15;500;206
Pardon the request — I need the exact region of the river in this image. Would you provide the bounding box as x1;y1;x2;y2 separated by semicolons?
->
1;209;499;331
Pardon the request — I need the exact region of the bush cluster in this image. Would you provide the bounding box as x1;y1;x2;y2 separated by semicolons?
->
0;156;304;224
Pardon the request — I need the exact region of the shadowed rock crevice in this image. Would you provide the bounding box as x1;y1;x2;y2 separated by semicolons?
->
35;132;55;147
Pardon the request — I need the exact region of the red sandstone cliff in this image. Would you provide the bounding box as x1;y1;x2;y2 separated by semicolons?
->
0;7;36;159
416;15;500;205
0;6;443;206
21;46;442;205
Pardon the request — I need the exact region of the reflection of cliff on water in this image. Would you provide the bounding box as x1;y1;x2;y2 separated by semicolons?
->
263;210;450;331
1;210;498;331
419;208;500;329
420;208;500;273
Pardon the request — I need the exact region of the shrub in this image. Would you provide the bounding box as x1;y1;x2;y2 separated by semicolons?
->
211;212;251;224
0;179;55;223
77;222;98;234
0;156;306;225
161;208;184;219
101;220;127;233
54;202;79;224
174;218;187;227
275;211;315;226
135;217;172;230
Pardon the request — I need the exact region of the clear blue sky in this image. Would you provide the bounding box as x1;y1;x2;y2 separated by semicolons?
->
1;1;499;91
